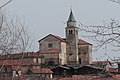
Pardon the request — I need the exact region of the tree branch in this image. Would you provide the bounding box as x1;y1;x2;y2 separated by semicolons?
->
109;0;120;4
0;0;12;9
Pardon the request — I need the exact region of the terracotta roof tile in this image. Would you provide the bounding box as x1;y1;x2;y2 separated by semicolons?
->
38;34;92;45
47;49;60;53
92;61;108;64
108;68;118;72
0;52;43;60
31;68;53;74
52;34;66;42
0;60;38;66
49;75;120;80
39;49;60;54
62;38;92;45
78;39;92;45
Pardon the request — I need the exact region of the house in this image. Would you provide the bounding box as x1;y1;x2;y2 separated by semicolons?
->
52;66;70;76
75;65;103;75
0;60;38;77
48;75;120;80
52;65;104;76
91;60;114;72
0;60;53;79
0;52;44;64
38;10;92;66
31;68;53;78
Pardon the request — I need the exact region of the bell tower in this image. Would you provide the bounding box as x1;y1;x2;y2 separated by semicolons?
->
65;10;79;64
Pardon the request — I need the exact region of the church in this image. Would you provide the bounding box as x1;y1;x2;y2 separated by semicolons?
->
38;10;92;66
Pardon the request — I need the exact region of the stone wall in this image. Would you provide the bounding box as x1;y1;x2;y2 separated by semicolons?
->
39;35;67;65
78;45;92;65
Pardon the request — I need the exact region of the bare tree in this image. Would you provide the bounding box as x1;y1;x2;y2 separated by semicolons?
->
80;19;120;51
80;0;120;52
0;10;31;54
109;0;120;4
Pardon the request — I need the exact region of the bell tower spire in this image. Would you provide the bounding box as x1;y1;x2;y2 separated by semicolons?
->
67;9;77;27
65;9;79;64
68;9;76;22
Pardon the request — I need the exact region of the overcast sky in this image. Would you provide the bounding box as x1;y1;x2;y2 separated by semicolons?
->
1;0;120;60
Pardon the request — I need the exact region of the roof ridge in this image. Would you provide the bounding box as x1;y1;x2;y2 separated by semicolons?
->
38;34;67;42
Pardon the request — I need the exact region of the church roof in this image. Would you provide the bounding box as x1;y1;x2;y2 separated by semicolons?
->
38;34;92;45
68;10;76;22
78;39;92;45
38;34;66;42
62;38;92;45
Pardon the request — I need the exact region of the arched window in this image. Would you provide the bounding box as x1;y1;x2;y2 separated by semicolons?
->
70;30;73;34
69;30;71;34
76;30;78;35
69;30;73;34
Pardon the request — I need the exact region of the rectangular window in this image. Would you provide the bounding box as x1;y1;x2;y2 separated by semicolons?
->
48;43;53;48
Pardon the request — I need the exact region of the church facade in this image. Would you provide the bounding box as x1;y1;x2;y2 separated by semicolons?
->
38;10;92;66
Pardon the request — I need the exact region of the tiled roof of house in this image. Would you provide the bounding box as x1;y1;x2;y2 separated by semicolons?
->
76;65;103;70
107;68;118;72
39;49;60;54
52;65;70;70
47;49;60;53
0;60;38;66
0;52;43;60
0;50;60;60
2;74;120;80
31;68;53;74
12;66;30;74
92;61;108;65
48;75;120;80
